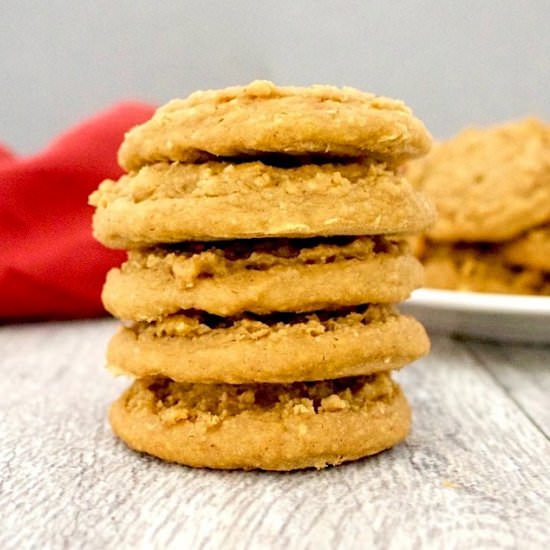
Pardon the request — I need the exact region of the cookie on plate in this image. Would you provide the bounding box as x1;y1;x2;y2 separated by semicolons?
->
502;224;550;272
407;118;550;242
421;243;550;295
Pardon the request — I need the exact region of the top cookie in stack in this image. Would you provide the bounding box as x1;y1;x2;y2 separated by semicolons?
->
90;81;435;470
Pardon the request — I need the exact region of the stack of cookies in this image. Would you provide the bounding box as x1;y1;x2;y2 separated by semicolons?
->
90;81;435;470
407;118;550;295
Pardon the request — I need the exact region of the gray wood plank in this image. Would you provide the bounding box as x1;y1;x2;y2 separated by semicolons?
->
1;321;549;550
462;339;550;438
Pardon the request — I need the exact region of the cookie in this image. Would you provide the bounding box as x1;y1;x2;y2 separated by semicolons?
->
90;160;436;248
102;236;423;319
406;118;550;242
95;80;433;471
502;224;550;271
106;305;430;384
118;80;431;171
109;372;410;470
421;243;550;295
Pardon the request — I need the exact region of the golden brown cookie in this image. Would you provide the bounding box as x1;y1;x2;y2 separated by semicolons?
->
502;224;550;271
118;80;431;171
421;242;550;295
109;372;411;470
102;236;423;319
406;118;550;242
90;160;435;248
106;305;430;384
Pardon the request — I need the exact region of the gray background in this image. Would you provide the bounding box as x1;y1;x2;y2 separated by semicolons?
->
2;0;549;154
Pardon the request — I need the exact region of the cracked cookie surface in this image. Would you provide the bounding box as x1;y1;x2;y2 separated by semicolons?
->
118;80;431;171
407;118;550;242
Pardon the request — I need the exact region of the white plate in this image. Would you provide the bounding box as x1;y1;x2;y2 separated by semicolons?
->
401;289;550;344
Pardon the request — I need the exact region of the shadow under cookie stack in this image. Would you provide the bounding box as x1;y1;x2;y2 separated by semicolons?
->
90;81;434;470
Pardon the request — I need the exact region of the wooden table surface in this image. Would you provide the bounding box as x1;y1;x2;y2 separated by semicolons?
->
2;319;549;550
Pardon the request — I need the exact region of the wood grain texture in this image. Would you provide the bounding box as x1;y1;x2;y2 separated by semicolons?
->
462;339;550;438
1;320;549;550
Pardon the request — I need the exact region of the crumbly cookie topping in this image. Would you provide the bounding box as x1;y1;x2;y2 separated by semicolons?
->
90;160;411;205
123;236;408;288
129;304;398;341
125;373;396;428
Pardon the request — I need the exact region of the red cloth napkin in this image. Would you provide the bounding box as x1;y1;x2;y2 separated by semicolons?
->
0;102;155;321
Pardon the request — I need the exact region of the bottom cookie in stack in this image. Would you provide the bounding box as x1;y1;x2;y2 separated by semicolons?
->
110;373;409;471
107;305;429;470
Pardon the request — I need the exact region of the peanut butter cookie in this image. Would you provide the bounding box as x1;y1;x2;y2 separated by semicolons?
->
502;224;550;271
93;81;433;471
106;305;430;384
109;373;411;470
91;160;435;248
421;242;550;295
407;118;550;242
102;236;423;319
118;80;431;171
